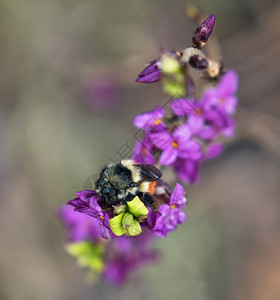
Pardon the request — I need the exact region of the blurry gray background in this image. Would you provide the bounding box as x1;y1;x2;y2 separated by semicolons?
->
0;0;280;299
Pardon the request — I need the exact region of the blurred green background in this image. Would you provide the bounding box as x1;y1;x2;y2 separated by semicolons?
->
0;0;280;299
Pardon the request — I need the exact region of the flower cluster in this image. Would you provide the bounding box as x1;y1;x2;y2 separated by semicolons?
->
59;11;238;286
133;69;238;184
59;205;158;285
150;183;187;237
60;182;187;284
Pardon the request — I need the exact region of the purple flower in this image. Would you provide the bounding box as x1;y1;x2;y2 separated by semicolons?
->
203;107;235;137
132;137;155;164
221;117;235;137
133;106;166;132
192;14;215;48
153;183;187;237
173;158;200;184
170;98;196;117
58;205;100;242
143;208;159;230
136;49;179;84
103;231;158;285
171;97;219;140
68;190;114;240
186;98;211;132
150;124;202;165
136;59;162;83
186;92;236;141
204;70;238;114
203;143;224;160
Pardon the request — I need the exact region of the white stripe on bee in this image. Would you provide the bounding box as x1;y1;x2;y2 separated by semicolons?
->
121;159;141;182
139;181;149;193
128;187;138;195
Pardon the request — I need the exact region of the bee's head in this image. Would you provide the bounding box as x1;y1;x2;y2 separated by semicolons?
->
95;177;118;200
95;162;134;201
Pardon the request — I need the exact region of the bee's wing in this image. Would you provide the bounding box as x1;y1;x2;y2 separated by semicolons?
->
134;164;162;181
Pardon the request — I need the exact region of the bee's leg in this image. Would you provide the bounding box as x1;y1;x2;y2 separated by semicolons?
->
143;193;157;211
122;193;135;204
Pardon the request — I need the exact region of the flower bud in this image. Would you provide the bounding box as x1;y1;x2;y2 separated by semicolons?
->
192;14;215;49
122;212;134;229
188;55;209;70
125;219;142;236
122;212;143;236
109;213;126;236
161;55;180;74
127;196;149;217
136;60;162;83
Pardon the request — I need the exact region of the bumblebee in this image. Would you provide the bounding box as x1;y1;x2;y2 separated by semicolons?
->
95;159;162;210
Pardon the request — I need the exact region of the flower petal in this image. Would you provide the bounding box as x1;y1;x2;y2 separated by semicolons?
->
158;204;171;216
170;183;186;206
224;95;238;114
97;219;108;240
133;107;165;129
173;209;186;224
188;115;204;135
136;70;162;83
160;146;178;165
170;99;195;116
67;197;88;209
179;140;202;160
134;113;154;129
104;213;117;238
89;197;103;216
199;125;217;141
173;124;191;145
204;143;224;160
174;158;200;184
218;70;238;96
132;140;155;165
76;190;96;200
137;60;158;76
150;131;172;149
222;118;235;137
